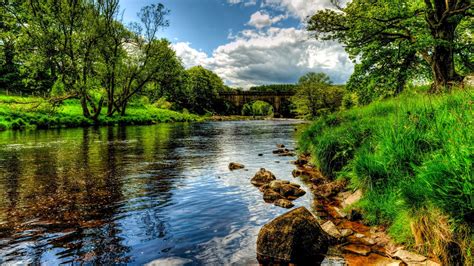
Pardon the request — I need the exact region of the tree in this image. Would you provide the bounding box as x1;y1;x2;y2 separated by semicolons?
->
185;66;224;114
110;4;172;116
291;72;345;118
308;0;473;98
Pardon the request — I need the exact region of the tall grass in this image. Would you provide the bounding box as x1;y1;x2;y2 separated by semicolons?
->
298;88;473;263
0;96;200;131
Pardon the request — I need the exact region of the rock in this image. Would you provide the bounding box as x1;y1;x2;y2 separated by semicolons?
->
342;244;372;256
276;144;285;148
278;152;295;157
228;162;245;170
259;184;270;192
342;189;363;208
313;179;348;198
272;148;290;154
393;249;427;263
292;169;304;177
274;199;294;209
347;233;376;246
258;153;263;156
327;206;347;219
293;157;308;166
251;168;276;186
263;189;284;203
256;207;331;264
280;184;306;198
321;221;342;238
340;228;354;237
344;253;403;266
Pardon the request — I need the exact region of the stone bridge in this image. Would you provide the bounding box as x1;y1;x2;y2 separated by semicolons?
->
219;91;295;117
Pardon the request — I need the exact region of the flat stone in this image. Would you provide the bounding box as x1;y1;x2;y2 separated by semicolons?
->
347;234;376;246
342;189;363;208
344;253;403;266
393;249;427;263
342;244;372;256
327;206;347;219
340;228;354;237
321;221;342;238
274;199;294;209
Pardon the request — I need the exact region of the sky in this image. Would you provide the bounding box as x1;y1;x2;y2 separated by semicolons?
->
119;0;353;88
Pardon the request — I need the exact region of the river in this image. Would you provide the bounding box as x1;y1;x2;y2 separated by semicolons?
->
0;120;322;265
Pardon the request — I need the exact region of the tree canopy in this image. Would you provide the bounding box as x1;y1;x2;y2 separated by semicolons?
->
308;0;473;103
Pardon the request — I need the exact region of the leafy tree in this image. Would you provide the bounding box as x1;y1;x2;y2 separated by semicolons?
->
185;66;224;114
308;0;473;101
291;72;345;118
110;4;172;116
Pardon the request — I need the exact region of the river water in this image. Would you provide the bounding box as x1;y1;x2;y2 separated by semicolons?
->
0;120;320;265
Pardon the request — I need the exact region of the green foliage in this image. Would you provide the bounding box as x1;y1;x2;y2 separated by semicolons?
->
298;88;473;244
291;72;345;119
308;0;473;100
241;100;274;116
249;84;297;93
0;95;199;131
185;66;224;114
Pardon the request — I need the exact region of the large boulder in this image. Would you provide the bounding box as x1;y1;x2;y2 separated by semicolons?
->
257;207;331;264
251;168;276;187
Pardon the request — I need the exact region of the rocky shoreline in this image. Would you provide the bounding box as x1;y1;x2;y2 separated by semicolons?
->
286;153;441;266
231;144;442;265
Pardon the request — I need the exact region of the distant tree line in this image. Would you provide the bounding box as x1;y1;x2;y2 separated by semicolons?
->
249;84;297;93
0;0;228;117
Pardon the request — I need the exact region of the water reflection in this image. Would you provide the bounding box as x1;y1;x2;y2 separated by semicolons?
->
0;121;306;264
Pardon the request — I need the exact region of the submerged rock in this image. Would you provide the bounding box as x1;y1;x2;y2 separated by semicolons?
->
228;162;245;170
251;168;276;186
274;199;294;209
257;207;331;265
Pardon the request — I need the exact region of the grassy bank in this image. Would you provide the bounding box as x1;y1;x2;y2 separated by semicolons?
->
0;95;201;131
298;88;473;263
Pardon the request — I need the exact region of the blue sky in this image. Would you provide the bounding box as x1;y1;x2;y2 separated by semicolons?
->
119;0;353;88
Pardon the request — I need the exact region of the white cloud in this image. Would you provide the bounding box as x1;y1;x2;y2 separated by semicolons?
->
227;0;257;6
172;42;209;68
173;27;353;88
247;10;287;29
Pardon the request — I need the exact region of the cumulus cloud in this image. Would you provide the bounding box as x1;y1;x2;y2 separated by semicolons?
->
173;27;353;88
247;11;287;29
172;42;209;68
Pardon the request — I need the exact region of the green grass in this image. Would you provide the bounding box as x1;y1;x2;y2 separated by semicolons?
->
298;87;473;260
0;95;201;131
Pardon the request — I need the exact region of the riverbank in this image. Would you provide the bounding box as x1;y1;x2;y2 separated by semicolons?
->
297;88;473;264
292;155;441;265
0;95;201;131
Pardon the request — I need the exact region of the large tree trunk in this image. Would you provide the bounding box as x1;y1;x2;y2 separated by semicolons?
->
80;95;91;118
425;0;468;92
429;25;462;92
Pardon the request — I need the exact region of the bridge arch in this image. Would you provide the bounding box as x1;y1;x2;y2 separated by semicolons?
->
218;91;294;117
